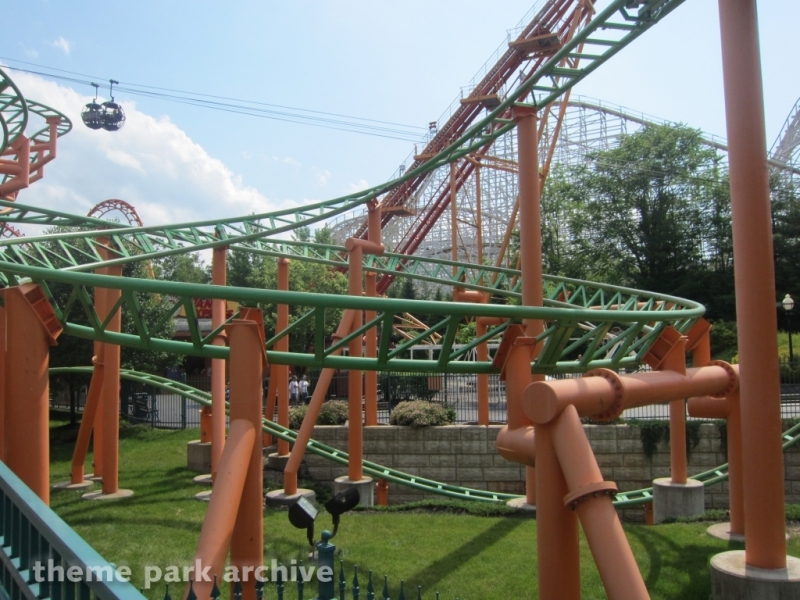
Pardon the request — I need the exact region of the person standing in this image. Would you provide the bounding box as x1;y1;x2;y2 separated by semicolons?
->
289;375;299;405
299;375;310;404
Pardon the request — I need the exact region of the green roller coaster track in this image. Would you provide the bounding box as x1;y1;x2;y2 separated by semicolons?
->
2;0;741;506
49;367;800;507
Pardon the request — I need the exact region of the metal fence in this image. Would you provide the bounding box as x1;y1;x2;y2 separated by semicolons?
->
49;359;800;430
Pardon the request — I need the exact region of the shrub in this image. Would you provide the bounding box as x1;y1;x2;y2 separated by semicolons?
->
389;400;456;428
318;400;349;425
288;400;349;430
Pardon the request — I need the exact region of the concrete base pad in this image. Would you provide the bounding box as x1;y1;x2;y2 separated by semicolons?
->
506;498;536;513
187;440;212;473
333;476;374;507
193;474;213;486
707;523;788;543
653;477;704;523
265;488;316;507
87;474;103;482
266;453;290;471
82;489;134;501
711;550;800;599
52;480;94;490
707;522;746;543
194;490;213;503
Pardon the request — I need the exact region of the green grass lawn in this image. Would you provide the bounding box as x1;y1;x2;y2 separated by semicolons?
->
48;420;800;599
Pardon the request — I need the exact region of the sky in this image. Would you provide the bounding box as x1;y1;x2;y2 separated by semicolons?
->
1;0;797;231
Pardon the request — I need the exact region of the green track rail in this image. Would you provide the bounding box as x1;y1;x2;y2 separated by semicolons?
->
50;367;800;507
0;67;28;155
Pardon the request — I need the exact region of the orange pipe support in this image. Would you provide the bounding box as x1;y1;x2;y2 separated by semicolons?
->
688;392;745;535
276;258;290;457
535;422;579;600
227;319;265;600
100;266;123;496
524;365;738;425
476;320;489;426
92;274;107;480
200;406;212;443
365;272;378;426
0;136;30;198
3;285;60;503
662;335;688;484
284;311;355;495
263;368;277;446
186;419;255;600
367;198;382;249
719;0;786;568
70;348;105;483
210;246;228;481
376;478;389;506
348;246;364;482
552;405;650;600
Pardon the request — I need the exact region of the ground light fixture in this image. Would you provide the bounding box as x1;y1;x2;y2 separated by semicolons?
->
288;487;360;600
783;293;795;364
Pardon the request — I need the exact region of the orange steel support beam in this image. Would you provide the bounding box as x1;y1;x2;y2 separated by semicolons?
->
719;0;787;568
476;319;490;426
276;258;291;457
365;272;378;426
186;419;255;600
227;319;265;600
70;347;105;483
200;406;212;443
210;246;228;481
552;405;649;599
92;262;109;480
688;392;744;535
450;161;458;276
263;369;277;446
3;285;61;503
0;136;30;199
284;311;356;496
524;365;738;425
101;265;123;495
536;422;579;599
657;332;689;484
347;245;364;482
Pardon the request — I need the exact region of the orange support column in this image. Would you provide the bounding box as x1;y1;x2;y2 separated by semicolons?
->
88;265;132;500
92;272;107;481
476;320;490;426
719;0;786;569
66;345;104;487
365;272;378;426
275;258;290;458
227;319;265;600
347;245;364;483
211;246;228;482
3;285;61;504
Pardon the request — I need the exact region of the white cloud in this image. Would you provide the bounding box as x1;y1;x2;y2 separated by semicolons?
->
283;156;301;168
314;169;331;185
19;44;38;58
50;37;71;55
6;72;280;229
348;179;369;193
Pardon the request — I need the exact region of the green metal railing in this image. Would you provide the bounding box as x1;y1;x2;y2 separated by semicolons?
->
0;461;144;600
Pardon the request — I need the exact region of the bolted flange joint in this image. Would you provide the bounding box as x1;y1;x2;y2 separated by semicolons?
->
563;481;619;511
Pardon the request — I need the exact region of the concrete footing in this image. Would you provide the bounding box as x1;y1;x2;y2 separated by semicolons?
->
265;488;316;507
506;497;536;513
711;551;800;599
707;522;746;543
652;477;704;523
193;474;213;486
267;453;290;471
187;440;211;473
194;490;213;503
333;476;374;507
52;479;94;490
82;489;134;501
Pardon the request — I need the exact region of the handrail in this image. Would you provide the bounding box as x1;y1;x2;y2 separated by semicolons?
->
0;461;144;600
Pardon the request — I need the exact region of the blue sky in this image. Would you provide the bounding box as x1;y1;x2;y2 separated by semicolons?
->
2;0;797;228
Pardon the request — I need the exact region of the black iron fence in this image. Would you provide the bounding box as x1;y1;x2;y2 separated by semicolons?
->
49;359;800;430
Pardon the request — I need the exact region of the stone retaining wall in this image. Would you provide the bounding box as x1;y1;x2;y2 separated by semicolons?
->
303;423;800;521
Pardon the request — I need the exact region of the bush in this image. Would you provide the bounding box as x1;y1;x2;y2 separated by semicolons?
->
288;400;349;430
379;373;438;406
389;400;456;428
